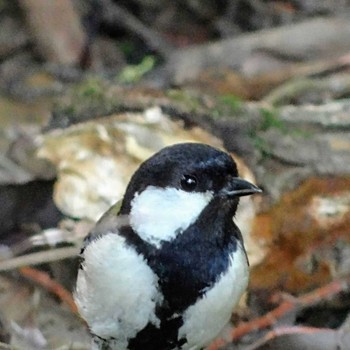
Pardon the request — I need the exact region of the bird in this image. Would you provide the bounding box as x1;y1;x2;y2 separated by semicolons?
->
74;142;261;350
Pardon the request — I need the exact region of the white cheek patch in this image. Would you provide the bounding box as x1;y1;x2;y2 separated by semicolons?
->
129;186;213;247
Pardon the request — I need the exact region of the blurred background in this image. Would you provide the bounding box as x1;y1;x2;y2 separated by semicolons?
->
0;1;350;349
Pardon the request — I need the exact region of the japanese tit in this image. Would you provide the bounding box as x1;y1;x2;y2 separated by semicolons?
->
75;142;261;350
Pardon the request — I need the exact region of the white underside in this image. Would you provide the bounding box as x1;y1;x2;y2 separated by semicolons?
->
178;242;249;350
75;233;162;348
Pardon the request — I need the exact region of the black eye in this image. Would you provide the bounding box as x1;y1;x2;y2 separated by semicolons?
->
181;174;197;192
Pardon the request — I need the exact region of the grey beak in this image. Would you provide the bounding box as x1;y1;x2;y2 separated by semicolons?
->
222;177;262;197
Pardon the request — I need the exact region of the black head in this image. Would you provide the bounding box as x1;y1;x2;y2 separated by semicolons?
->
120;143;260;214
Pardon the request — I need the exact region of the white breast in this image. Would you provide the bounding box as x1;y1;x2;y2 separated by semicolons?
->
74;233;162;348
178;243;249;350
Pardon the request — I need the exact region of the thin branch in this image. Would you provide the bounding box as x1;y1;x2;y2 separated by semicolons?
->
262;74;350;105
100;0;173;58
0;341;90;350
207;276;350;350
245;326;336;350
55;343;91;350
19;266;78;313
0;246;79;271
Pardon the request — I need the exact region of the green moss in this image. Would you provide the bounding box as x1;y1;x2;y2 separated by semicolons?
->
64;105;76;115
166;90;202;112
77;77;105;98
260;107;313;138
117;56;156;84
80;85;102;98
249;107;314;157
290;128;313;139
53;76;122;126
208;94;244;119
118;41;136;58
248;107;285;158
218;94;243;112
251;134;272;157
259;107;286;132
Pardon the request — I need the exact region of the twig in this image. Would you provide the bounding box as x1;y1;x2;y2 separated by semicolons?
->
207;277;350;350
19;266;78;313
0;340;90;350
168;17;350;84
277;99;350;130
262;74;350;105
264;325;332;338
55;343;91;350
245;326;335;350
100;0;173;58
0;247;79;271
